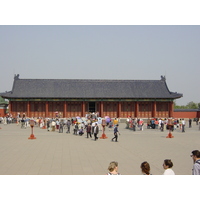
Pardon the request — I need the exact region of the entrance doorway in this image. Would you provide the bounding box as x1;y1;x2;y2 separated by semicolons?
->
88;102;96;113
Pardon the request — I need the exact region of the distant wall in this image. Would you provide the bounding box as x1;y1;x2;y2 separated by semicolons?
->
173;109;200;119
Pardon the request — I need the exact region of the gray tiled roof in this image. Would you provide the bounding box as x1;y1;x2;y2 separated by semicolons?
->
1;77;182;99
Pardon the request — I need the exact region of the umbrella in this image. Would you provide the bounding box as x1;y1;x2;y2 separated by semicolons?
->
77;118;83;123
106;118;111;123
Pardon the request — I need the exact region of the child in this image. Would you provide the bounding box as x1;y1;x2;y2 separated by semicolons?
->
79;127;84;136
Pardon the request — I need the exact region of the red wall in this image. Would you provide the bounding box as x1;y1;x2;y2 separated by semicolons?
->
173;111;200;119
0;108;6;117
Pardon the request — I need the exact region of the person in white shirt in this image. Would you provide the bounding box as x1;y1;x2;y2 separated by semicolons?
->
163;159;175;175
182;119;186;132
97;117;102;131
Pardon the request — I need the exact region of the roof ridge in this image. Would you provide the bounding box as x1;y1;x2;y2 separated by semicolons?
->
17;78;162;82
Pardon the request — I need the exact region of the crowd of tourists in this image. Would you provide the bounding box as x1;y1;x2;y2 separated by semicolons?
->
0;116;13;124
107;149;200;175
0;112;120;141
1;112;200;134
126;117;200;132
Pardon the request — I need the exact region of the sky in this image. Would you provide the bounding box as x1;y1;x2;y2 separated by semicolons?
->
0;25;199;106
0;0;200;106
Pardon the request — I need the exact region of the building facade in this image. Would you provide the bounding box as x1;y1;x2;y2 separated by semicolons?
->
1;75;182;119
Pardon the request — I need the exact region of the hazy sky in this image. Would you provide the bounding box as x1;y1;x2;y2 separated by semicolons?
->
0;25;199;105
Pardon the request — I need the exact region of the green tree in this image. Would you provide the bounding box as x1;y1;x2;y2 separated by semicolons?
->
0;96;8;104
186;101;198;109
174;100;187;109
174;100;199;109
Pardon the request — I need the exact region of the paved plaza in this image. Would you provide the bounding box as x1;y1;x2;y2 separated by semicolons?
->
0;121;199;175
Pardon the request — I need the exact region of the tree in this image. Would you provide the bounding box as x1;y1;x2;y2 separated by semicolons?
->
174;100;200;109
186;101;198;109
0;97;8;104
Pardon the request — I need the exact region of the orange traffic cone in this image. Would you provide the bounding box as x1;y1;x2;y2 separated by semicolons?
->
100;133;108;139
28;127;36;139
100;125;108;139
28;134;36;139
166;130;174;138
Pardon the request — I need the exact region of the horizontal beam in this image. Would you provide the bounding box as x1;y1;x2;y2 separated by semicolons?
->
7;98;175;102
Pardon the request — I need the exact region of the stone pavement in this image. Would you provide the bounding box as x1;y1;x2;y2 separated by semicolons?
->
0;122;199;175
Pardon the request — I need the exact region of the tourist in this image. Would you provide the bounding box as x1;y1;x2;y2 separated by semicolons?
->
112;124;120;142
3;117;7;125
59;121;63;133
179;119;182;130
86;123;92;138
113;118;118;126
147;118;151;129
40;119;44;128
163;159;175;175
25;118;30;128
47;119;51;131
108;120;113;130
71;118;74;126
74;123;79;135
56;119;59;129
189;118;192;128
151;118;155;129
79;126;84;136
66;119;71;133
97;117;102;131
51;120;56;131
126;116;130;129
160;120;164;132
91;120;96;135
173;119;177;130
94;123;99;141
155;119;159;129
140;161;152;175
191;150;200;175
182;119;185;132
199;120;200;131
176;119;179;128
132;118;136;131
21;118;25;128
139;119;144;131
106;161;121;175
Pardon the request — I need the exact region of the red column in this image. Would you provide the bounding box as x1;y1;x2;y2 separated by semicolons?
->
45;101;49;117
63;101;66;118
100;101;104;117
9;101;12;115
152;101;156;118
135;101;139;118
118;102;121;118
66;102;68;117
169;101;174;118
82;101;85;117
27;101;30;117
